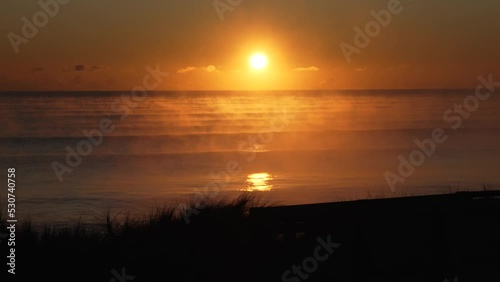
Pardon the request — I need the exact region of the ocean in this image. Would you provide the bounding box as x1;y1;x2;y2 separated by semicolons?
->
1;90;500;223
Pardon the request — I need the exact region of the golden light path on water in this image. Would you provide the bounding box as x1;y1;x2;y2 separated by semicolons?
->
243;172;274;192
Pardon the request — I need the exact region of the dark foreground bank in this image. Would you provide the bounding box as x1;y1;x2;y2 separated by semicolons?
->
1;191;500;282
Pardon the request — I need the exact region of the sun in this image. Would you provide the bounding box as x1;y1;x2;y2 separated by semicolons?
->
249;53;268;70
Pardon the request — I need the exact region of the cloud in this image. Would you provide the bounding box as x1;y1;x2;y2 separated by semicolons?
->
204;65;217;73
64;65;107;72
177;66;197;74
32;67;44;73
293;66;319;72
355;67;368;72
89;65;106;71
177;65;220;74
74;64;86;71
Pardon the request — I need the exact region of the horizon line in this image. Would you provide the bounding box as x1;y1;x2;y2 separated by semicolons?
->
0;88;477;93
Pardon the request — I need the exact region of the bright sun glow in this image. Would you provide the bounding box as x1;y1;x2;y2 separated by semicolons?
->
245;172;274;191
249;53;268;70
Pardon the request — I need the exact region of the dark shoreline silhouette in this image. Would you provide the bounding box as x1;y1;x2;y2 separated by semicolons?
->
1;190;500;281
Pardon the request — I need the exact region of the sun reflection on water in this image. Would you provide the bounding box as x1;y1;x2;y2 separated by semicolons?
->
243;172;274;191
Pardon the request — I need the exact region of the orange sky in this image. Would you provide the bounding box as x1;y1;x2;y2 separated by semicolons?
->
1;0;499;91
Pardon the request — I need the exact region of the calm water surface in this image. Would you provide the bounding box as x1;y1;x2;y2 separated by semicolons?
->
1;90;499;222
